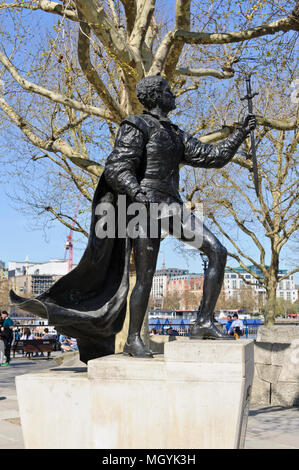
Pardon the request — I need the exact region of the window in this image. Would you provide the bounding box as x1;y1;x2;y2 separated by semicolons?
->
232;280;237;289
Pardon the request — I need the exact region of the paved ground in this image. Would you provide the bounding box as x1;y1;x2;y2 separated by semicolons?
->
245;406;299;449
1;354;298;449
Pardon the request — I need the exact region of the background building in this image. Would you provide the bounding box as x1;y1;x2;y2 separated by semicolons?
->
8;258;71;277
0;257;77;315
167;273;203;310
224;265;298;306
152;267;188;298
150;255;188;308
150;255;203;310
0;261;8;280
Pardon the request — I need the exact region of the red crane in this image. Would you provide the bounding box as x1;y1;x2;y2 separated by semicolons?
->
65;197;80;272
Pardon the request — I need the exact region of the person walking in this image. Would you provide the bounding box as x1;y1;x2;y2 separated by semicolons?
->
0;315;5;364
1;311;14;366
0;316;6;365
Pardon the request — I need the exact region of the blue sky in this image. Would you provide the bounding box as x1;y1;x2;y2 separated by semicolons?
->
0;183;68;264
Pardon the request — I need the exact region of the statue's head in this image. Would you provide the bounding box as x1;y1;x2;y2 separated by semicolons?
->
136;75;176;113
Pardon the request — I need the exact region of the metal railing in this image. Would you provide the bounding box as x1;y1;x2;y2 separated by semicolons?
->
149;318;262;339
149;319;192;337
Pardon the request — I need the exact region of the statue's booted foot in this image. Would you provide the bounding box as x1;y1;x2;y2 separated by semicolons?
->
123;335;154;358
190;321;235;340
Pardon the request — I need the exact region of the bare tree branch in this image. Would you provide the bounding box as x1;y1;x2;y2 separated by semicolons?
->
257;115;298;131
0;51;114;120
75;0;136;69
0;0;78;21
174;14;299;45
129;0;155;53
77;14;125;122
226;265;262;286
198;126;234;143
52;113;89;139
278;267;299;282
210;212;267;275
120;0;137;36
44;206;88;237
163;0;191;82
176;66;234;80
0;95;103;177
149;30;174;75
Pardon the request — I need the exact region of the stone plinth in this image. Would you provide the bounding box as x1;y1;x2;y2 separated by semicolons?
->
251;326;299;406
16;339;254;449
148;334;179;353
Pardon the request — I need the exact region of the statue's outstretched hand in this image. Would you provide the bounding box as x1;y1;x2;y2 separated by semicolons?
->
242;114;257;134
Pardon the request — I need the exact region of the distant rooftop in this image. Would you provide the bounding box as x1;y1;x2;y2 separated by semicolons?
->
226;265;289;275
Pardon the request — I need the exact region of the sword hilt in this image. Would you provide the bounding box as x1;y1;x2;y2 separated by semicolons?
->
240;91;259;101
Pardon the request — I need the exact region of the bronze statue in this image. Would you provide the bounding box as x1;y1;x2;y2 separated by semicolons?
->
10;76;256;363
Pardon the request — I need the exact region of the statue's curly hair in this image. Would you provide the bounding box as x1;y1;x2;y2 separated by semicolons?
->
136;75;167;109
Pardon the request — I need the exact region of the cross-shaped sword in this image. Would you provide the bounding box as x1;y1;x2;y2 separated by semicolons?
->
241;74;260;198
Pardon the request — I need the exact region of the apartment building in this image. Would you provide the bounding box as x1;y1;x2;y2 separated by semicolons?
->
1;258;76;315
224;265;298;303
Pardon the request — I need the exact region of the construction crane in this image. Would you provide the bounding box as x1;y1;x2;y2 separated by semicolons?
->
65;197;80;272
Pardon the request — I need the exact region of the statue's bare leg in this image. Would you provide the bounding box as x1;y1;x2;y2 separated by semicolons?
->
124;220;161;357
168;213;234;339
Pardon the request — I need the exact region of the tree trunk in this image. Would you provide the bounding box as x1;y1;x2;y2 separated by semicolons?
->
265;281;278;326
115;254;136;354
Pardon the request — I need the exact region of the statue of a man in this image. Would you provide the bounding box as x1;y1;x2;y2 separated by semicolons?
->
10;75;256;363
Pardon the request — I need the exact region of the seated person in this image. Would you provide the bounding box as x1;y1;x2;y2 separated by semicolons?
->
228;314;244;337
21;328;34;340
59;335;78;352
42;328;50;339
224;315;233;335
166;326;179;336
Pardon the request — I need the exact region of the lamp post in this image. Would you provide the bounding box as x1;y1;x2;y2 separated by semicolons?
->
200;253;209;274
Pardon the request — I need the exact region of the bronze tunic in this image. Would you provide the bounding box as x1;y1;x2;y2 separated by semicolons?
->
104;110;248;206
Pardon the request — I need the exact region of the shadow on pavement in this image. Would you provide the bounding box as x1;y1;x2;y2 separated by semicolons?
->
50;367;87;373
249;405;299;416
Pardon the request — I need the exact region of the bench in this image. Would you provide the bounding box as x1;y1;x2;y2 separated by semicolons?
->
12;339;57;359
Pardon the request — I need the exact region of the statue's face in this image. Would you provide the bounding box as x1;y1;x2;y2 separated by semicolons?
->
156;80;176;112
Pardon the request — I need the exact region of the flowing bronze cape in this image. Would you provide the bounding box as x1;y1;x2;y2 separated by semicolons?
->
10;175;131;364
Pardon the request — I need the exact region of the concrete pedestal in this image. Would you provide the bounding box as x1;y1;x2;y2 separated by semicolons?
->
251;326;299;406
16;339;254;449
